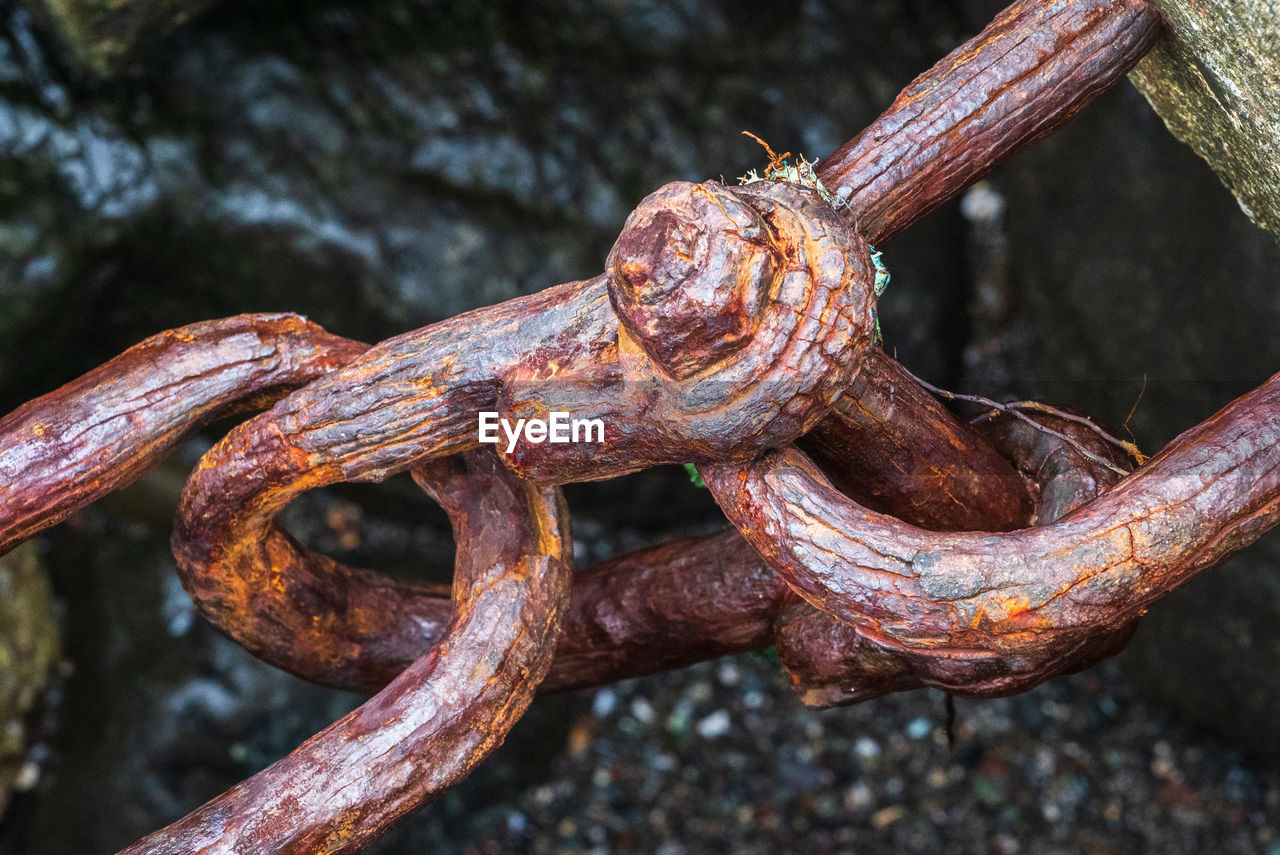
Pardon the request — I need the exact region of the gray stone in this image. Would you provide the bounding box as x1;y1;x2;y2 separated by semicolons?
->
1131;1;1280;241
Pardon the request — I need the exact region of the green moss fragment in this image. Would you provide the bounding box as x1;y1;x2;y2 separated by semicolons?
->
0;541;59;814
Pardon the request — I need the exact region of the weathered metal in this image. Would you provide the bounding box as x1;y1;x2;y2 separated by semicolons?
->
772;408;1138;708
0;314;365;557
0;1;1210;853
120;450;573;855
704;379;1280;691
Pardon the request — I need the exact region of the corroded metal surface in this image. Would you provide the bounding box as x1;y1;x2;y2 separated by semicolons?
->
817;0;1162;243
705;378;1280;689
168;179;872;690
774;408;1137;707
0;314;365;557
0;0;1213;852
800;348;1033;532
120;451;572;854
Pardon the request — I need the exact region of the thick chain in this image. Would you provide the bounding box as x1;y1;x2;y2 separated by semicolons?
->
0;1;1180;853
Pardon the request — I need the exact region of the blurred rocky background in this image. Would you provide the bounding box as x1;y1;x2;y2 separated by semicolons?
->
0;0;1278;852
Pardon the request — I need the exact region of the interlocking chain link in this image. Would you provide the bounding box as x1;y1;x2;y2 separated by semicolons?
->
0;1;1198;853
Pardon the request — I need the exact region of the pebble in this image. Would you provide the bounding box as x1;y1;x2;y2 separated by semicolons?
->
592;688;618;718
906;717;932;739
871;805;905;829
666;699;693;735
13;758;41;791
696;710;732;739
630;697;655;725
844;782;872;810
686;681;713;703
854;736;881;759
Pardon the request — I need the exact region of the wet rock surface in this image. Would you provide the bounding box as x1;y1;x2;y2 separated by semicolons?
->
1;0;1280;852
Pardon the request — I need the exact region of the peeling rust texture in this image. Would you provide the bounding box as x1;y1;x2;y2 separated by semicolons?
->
791;0;1164;531
775;409;1137;707
818;0;1162;244
800;348;1033;532
119;451;573;855
544;530;789;689
0;0;1194;853
163;0;1171;699
168;179;873;683
0;314;365;557
705;374;1280;694
166;403;1136;709
158;405;1131;706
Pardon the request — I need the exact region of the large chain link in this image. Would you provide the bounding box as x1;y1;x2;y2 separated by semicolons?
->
0;1;1199;852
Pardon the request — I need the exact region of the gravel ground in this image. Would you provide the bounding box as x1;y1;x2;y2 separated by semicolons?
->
365;653;1280;855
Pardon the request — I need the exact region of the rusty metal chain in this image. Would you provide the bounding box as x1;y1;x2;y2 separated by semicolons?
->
0;1;1227;852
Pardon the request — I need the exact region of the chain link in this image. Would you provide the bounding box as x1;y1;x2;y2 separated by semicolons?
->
0;1;1184;852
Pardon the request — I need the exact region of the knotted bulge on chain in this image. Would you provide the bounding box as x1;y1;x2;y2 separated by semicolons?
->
497;180;873;481
171;178;875;687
